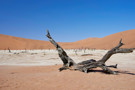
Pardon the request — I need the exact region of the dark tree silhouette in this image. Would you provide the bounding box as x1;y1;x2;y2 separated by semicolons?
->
46;30;133;74
8;48;11;53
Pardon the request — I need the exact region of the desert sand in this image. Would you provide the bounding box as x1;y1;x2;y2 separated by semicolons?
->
0;50;135;90
0;29;135;50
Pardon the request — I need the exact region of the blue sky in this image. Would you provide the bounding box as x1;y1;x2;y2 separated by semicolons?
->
0;0;135;42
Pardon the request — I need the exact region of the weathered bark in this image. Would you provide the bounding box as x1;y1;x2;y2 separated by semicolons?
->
98;39;133;63
46;30;76;71
46;30;134;74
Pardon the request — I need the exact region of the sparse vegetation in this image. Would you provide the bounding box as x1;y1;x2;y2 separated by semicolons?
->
31;53;38;55
81;54;93;56
14;53;19;55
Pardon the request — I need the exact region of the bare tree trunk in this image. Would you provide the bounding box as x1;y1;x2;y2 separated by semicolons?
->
98;39;133;63
8;48;11;53
46;30;76;71
46;30;133;74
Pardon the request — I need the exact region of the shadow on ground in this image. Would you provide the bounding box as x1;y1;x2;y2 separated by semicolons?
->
87;69;135;75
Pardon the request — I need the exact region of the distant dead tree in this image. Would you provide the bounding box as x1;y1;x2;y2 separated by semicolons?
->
74;49;78;55
25;48;27;53
8;48;11;53
46;30;134;74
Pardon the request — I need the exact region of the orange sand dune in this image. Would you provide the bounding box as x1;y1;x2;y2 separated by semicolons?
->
0;34;54;50
0;29;135;50
87;29;135;49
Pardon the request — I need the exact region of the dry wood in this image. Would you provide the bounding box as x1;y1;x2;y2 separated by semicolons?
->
46;30;133;74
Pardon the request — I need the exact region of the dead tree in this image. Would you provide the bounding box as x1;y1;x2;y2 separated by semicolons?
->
8;48;11;53
46;30;134;74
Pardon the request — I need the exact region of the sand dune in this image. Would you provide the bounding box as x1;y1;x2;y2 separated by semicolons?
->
0;29;135;50
0;34;54;50
87;29;135;49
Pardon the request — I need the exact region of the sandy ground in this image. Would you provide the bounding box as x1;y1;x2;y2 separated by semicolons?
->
0;49;135;90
